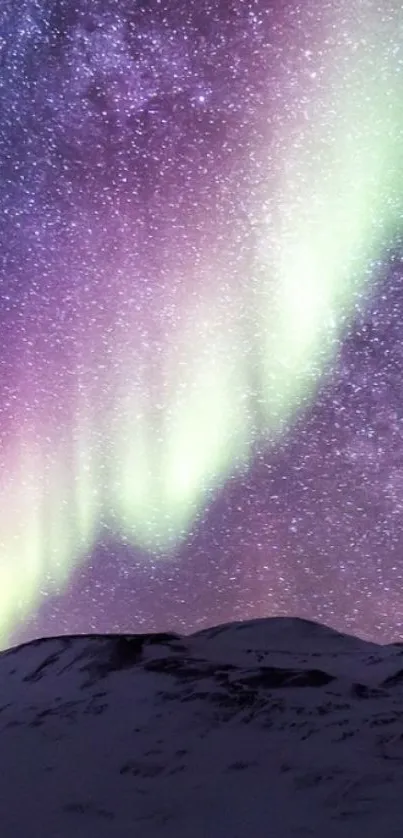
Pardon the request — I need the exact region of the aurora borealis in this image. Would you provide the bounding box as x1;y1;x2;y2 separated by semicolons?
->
2;0;403;649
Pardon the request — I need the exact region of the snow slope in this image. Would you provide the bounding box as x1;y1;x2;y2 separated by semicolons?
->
2;617;403;836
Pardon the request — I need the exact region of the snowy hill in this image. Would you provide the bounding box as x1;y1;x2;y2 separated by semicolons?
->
2;617;403;837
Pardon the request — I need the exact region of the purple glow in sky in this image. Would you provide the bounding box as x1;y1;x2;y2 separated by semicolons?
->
2;0;403;649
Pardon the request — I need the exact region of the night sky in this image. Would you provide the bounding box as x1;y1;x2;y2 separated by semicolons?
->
2;0;403;650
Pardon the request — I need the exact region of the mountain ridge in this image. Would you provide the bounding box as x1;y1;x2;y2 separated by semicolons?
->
2;616;403;836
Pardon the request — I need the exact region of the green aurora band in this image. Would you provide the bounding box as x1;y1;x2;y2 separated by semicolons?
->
1;3;403;645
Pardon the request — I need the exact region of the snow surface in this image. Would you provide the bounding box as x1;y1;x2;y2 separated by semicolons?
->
2;617;403;836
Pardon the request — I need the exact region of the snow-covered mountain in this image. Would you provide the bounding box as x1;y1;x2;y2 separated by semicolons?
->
2;617;403;837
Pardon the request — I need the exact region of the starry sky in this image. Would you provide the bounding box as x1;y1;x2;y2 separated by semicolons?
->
2;0;403;650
